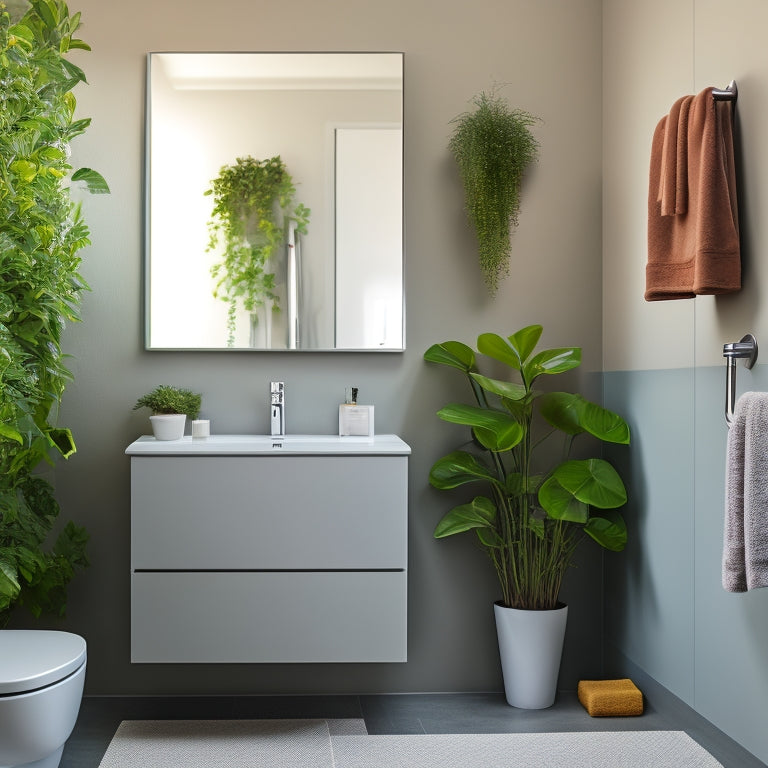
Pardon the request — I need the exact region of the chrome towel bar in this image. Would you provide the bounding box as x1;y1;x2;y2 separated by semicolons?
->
723;334;758;426
712;80;738;103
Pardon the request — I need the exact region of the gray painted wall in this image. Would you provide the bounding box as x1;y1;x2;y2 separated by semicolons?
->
20;0;606;696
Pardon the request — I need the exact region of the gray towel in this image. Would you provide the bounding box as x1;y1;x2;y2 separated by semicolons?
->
723;392;768;592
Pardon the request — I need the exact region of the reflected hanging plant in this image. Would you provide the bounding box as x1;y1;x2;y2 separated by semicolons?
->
205;156;310;346
449;89;540;295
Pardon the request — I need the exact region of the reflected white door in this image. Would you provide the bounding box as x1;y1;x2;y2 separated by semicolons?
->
335;127;403;349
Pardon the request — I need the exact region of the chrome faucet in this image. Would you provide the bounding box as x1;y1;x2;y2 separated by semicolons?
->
270;381;285;436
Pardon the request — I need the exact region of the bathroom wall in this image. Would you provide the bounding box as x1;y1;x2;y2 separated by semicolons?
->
603;0;768;763
35;0;606;695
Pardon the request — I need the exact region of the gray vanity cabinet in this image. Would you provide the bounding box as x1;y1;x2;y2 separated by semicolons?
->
127;436;410;663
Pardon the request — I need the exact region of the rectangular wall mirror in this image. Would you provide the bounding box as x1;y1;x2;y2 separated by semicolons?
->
145;52;404;351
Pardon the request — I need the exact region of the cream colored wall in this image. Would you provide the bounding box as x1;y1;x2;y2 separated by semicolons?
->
604;0;768;372
602;0;694;372
692;0;768;366
46;0;605;695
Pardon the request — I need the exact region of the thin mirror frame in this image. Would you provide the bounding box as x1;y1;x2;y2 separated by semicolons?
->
143;51;405;353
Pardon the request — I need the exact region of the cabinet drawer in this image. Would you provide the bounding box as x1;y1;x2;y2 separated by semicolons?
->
131;455;407;570
131;570;407;663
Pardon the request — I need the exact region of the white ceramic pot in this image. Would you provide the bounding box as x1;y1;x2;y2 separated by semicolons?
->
494;601;568;709
149;413;186;441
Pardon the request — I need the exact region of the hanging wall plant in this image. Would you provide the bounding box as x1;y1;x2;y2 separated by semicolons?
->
205;155;310;346
0;0;109;627
449;89;539;295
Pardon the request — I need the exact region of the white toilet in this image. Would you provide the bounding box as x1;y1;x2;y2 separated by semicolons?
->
0;630;86;768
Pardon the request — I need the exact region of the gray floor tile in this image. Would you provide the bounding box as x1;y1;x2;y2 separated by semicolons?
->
59;690;767;768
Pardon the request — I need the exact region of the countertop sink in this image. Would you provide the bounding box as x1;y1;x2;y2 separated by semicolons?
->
125;433;411;455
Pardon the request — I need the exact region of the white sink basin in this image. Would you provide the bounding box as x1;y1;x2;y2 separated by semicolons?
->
125;434;410;455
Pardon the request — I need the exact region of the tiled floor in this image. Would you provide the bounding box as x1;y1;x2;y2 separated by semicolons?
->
61;687;767;768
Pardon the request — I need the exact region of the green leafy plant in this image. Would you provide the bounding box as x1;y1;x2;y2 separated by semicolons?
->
449;90;539;295
133;385;202;420
425;325;630;610
205;155;310;346
0;0;109;627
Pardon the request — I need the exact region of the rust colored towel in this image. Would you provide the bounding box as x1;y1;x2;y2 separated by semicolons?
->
658;94;692;216
577;679;644;717
645;87;740;301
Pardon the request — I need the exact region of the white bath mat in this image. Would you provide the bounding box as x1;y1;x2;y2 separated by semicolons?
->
99;721;723;768
330;730;724;768
98;718;365;768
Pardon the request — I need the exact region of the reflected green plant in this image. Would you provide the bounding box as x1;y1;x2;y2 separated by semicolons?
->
206;155;310;346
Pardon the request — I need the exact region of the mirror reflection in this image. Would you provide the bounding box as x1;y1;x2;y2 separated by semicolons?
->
146;52;404;351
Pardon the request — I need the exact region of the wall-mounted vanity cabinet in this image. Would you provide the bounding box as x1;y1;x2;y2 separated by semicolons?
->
126;435;410;663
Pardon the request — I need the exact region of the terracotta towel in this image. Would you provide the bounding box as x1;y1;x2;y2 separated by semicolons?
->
658;95;692;216
645;87;740;301
723;392;768;592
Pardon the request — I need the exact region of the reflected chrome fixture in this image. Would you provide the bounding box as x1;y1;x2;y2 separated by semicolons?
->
723;334;758;426
270;381;285;436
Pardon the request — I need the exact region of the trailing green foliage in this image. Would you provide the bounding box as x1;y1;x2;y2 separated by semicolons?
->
449;90;539;295
133;385;202;420
425;325;630;610
206;155;310;346
0;0;108;626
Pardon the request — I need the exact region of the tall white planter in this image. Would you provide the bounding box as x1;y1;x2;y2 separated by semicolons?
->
149;414;186;441
494;602;568;709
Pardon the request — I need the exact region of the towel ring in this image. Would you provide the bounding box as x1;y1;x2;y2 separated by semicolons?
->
723;334;758;426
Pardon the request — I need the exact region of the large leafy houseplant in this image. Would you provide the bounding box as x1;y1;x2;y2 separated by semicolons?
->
425;325;630;611
0;0;108;627
206;155;310;346
449;90;539;295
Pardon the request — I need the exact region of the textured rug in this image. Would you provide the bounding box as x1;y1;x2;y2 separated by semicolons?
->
97;719;366;768
331;731;724;768
99;721;724;768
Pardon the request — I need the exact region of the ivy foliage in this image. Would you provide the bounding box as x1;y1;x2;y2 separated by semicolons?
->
449;90;539;295
0;0;108;627
206;155;310;346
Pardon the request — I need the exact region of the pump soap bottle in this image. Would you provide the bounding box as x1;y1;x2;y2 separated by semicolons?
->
339;387;374;437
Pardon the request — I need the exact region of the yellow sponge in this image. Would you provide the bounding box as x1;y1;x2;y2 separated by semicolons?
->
577;678;644;717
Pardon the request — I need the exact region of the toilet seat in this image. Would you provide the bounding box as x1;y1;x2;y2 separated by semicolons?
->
0;630;86;695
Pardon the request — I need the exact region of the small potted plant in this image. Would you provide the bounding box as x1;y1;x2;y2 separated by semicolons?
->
133;385;202;441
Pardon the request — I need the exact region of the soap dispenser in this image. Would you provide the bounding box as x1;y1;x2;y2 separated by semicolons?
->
339;387;374;437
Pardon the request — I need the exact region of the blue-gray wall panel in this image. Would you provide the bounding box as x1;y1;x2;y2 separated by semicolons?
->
603;369;695;704
693;365;768;763
605;364;768;765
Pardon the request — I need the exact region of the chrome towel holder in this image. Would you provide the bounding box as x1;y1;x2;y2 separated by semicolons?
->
723;334;758;426
712;80;738;103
